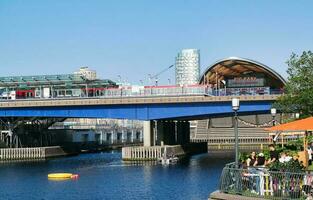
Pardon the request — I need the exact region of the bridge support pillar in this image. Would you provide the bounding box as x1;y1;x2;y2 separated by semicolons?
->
143;121;154;147
111;130;114;144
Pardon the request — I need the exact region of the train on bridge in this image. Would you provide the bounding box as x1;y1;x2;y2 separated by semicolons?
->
0;84;212;99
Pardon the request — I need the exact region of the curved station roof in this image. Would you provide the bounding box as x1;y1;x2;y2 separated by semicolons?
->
199;57;286;88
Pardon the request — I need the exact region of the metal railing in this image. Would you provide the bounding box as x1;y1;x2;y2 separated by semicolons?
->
219;163;313;199
0;85;283;101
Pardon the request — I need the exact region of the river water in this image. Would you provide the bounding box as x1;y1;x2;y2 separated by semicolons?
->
0;151;231;200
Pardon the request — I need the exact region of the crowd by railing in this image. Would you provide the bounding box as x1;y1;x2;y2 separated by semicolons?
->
219;162;313;199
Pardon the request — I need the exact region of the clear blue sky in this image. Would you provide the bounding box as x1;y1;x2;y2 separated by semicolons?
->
1;0;313;85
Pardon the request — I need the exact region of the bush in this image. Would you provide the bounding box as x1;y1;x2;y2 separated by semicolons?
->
269;160;304;173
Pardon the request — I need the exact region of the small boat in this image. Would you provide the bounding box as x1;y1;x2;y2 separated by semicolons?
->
158;147;179;165
48;173;79;180
159;157;179;165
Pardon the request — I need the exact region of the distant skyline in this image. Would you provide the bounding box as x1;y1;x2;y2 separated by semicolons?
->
1;0;313;85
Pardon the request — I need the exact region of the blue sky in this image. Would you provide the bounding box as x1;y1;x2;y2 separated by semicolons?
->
1;0;313;85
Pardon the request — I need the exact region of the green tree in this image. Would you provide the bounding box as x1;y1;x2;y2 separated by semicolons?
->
275;51;313;118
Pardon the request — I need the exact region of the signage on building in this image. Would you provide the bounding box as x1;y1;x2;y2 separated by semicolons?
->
226;87;270;96
227;77;264;87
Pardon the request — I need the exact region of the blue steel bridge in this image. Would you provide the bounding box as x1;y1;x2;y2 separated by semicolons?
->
0;94;278;148
0;95;277;120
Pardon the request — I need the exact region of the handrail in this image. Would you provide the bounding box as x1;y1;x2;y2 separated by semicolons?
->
219;163;311;199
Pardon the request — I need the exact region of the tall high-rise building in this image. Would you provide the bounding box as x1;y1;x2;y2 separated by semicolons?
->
175;49;200;85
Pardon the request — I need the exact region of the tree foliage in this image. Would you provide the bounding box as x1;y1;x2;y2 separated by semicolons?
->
275;51;313;118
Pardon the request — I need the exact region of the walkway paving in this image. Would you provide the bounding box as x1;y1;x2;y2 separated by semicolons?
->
209;190;265;200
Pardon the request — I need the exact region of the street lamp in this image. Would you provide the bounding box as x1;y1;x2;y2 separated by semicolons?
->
221;80;226;96
271;108;277;126
271;108;277;144
215;72;218;96
232;97;240;168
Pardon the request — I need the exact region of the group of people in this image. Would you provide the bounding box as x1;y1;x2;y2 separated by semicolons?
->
245;144;300;168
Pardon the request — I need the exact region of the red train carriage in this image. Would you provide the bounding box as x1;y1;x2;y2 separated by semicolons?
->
16;89;35;99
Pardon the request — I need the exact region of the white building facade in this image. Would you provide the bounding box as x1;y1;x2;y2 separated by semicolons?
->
175;49;200;85
74;67;97;80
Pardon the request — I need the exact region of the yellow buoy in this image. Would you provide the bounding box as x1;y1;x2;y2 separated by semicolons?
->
48;173;73;179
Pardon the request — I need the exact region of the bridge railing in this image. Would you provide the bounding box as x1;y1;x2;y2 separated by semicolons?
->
0;85;283;101
219;163;311;199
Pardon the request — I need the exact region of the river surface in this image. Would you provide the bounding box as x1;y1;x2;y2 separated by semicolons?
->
0;151;231;200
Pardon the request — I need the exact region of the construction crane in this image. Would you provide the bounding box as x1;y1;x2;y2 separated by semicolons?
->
148;64;174;86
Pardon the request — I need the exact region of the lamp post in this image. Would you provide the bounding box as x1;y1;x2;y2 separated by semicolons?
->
271;108;277;126
221;80;226;96
232;98;240;168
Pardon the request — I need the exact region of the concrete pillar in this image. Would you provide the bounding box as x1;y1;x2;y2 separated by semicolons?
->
143;121;154;147
121;129;125;143
140;130;143;142
111;130;114;144
131;130;134;143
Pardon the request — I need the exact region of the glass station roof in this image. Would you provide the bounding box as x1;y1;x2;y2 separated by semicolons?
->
0;74;116;88
199;57;286;89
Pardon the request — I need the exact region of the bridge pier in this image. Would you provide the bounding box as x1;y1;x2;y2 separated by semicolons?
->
143;121;154;147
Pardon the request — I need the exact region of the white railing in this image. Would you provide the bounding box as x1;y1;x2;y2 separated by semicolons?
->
122;145;185;161
0;147;46;160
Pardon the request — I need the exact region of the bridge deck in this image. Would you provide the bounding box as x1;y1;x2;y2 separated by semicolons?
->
0;95;279;108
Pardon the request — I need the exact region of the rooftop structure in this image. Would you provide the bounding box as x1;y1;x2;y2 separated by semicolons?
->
74;67;97;81
199;57;286;96
199;57;286;88
0;67;116;99
0;69;115;89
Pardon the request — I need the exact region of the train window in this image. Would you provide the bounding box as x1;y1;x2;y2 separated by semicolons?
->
66;90;72;96
35;90;41;97
58;90;65;96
